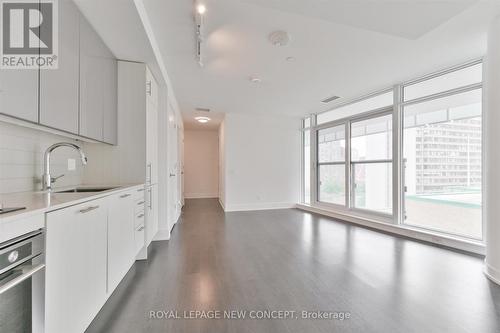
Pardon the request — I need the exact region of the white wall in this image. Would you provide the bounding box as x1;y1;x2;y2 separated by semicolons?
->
484;15;500;285
218;120;226;208
0;122;84;194
184;130;219;199
223;113;301;211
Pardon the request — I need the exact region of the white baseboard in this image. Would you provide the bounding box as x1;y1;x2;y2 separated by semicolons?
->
224;202;295;212
484;262;500;285
296;204;485;255
185;193;219;199
154;228;171;241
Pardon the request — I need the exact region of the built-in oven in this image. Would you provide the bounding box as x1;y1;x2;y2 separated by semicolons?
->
0;230;45;333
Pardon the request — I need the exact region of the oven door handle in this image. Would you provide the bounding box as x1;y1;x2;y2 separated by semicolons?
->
0;264;45;295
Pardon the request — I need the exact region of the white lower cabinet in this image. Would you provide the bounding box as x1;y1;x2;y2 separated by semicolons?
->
45;187;145;333
107;191;136;293
45;198;108;333
145;184;159;246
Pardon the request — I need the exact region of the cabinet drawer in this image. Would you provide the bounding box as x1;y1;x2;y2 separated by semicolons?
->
135;211;145;228
134;224;145;254
134;198;145;215
133;187;145;201
0;214;44;244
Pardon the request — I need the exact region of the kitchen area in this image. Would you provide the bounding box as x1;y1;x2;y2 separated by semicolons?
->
0;0;183;332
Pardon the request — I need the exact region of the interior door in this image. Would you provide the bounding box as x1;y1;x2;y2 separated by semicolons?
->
167;102;178;231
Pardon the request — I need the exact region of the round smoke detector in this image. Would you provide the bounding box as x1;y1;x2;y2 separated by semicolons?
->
269;30;291;47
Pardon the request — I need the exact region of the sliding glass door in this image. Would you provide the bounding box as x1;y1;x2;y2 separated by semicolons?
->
317;124;346;206
351;113;393;215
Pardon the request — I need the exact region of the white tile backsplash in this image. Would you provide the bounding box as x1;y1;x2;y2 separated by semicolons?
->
0;121;85;194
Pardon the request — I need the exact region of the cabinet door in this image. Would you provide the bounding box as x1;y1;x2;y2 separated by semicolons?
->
108;191;136;293
39;0;79;133
103;57;117;144
45;199;107;333
79;16;104;140
145;67;158;106
0;70;38;122
145;184;159;246
79;15;116;142
146;70;158;184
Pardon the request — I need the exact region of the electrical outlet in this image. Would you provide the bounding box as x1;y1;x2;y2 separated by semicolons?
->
67;158;76;171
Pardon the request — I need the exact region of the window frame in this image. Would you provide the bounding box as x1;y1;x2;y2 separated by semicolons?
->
316;121;348;208
401;84;483;240
349;109;395;218
300;117;311;204
302;58;484;242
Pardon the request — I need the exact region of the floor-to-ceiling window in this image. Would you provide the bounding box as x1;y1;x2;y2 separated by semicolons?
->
314;91;394;219
302;60;483;242
351;113;393;214
402;62;483;240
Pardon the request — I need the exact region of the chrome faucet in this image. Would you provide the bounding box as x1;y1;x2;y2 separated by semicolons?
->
42;142;88;191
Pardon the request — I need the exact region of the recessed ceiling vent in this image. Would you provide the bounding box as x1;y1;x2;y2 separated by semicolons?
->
321;95;340;104
195;107;210;112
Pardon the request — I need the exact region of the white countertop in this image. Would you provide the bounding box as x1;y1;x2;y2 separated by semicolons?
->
0;184;145;223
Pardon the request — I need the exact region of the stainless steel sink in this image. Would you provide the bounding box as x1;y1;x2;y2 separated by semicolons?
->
55;187;118;193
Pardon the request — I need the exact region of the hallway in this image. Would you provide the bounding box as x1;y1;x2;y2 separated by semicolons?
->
87;199;500;333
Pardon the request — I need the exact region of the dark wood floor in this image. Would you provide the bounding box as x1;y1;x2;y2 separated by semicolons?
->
86;198;500;333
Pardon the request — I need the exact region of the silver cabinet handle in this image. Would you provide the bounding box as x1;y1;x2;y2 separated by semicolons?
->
137;213;144;218
79;206;99;214
0;264;45;295
148;188;152;209
120;194;131;198
137;201;145;205
147;164;152;184
169;173;175;177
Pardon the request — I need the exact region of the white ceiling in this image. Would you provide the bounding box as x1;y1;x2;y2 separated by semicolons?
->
242;0;478;40
183;110;225;131
81;0;500;129
73;0;163;85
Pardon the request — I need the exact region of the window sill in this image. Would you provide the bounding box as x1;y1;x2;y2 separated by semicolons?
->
296;203;485;256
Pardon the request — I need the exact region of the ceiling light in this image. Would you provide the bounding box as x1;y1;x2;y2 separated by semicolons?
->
195;116;210;123
196;4;206;15
194;4;206;66
250;77;261;84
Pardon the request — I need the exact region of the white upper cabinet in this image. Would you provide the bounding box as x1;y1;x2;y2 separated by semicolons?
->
0;8;39;123
103;58;118;144
39;0;80;133
0;70;38;122
79;14;117;144
0;2;118;143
